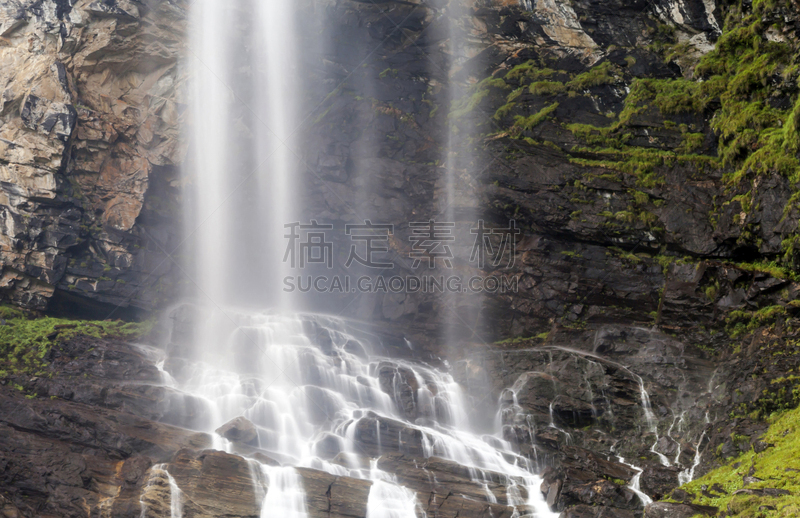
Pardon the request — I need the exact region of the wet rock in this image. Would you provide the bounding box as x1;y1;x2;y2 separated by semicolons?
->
0;0;185;310
563;447;637;483
352;412;425;457
753;440;773;453
298;467;373;518
542;455;641;512
733;487;792;497
644;502;718;517
669;488;695;503
377;361;420;420
215;416;258;446
562;504;636;517
639;464;681;501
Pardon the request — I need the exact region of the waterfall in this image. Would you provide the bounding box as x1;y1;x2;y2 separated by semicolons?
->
367;460;424;518
188;0;299;307
182;0;558;514
366;480;422;518
615;456;652;507
677;412;710;485
159;308;557;517
139;464;183;518
441;0;485;350
250;462;308;518
634;373;672;467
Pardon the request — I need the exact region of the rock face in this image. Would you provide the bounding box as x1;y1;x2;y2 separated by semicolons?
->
3;0;800;517
0;334;531;518
0;0;186;312
0;0;795;341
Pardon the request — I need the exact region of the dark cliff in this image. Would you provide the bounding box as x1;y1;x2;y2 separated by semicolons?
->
2;1;800;517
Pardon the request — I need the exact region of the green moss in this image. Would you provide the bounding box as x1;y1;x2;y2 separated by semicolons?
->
569;147;717;189
608;246;643;263
690;3;800;186
511;102;559;134
504;61;556;83
451;77;509;120
0;305;24;320
726;305;787;338
529;81;566;96
494;101;517;121
734;260;797;281
678;132;705;154
628;78;709;115
567;61;617;90
672;404;800;515
0;314;154;376
493;333;549;345
705;280;720;301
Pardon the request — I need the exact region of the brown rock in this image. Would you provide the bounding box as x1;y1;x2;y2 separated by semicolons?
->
215;416;259;446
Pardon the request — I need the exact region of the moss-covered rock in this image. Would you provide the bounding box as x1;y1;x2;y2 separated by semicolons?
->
666;403;800;516
0;306;153;377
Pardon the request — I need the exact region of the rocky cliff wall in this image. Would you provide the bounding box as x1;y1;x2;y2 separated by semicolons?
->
0;0;186;313
3;1;800;517
1;0;798;346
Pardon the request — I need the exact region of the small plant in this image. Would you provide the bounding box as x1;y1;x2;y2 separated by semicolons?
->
0;308;155;376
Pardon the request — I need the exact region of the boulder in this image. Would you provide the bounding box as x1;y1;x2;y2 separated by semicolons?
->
215;416;258;446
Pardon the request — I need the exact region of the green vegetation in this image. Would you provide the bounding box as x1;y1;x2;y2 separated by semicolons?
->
566;61;617;90
483;0;800;271
733;260;798;282
504;61;556;82
0;306;154;377
529;81;566;96
690;1;800;187
726;305;787;338
450;76;509;120
672;404;800;516
511;102;559;135
607;246;644;263
494;332;550;345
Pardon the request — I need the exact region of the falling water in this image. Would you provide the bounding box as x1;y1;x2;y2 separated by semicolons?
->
634;373;672;467
250;463;308;518
367;460;424;518
159;308;557;516
183;0;561;514
188;0;299;307
615;456;652;506
139;464;183;518
677;412;709;485
441;0;486;349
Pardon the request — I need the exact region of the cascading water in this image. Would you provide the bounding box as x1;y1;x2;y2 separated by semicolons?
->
139;464;183;518
159;308;557;516
250;463;308;518
182;0;556;514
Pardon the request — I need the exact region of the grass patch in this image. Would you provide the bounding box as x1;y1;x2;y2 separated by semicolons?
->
726;305;787;338
511;102;559;135
672;404;800;516
529;81;566;96
567;61;617;90
451;77;509;120
0;307;154;377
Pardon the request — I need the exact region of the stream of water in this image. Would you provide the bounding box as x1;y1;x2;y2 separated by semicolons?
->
157;309;557;517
